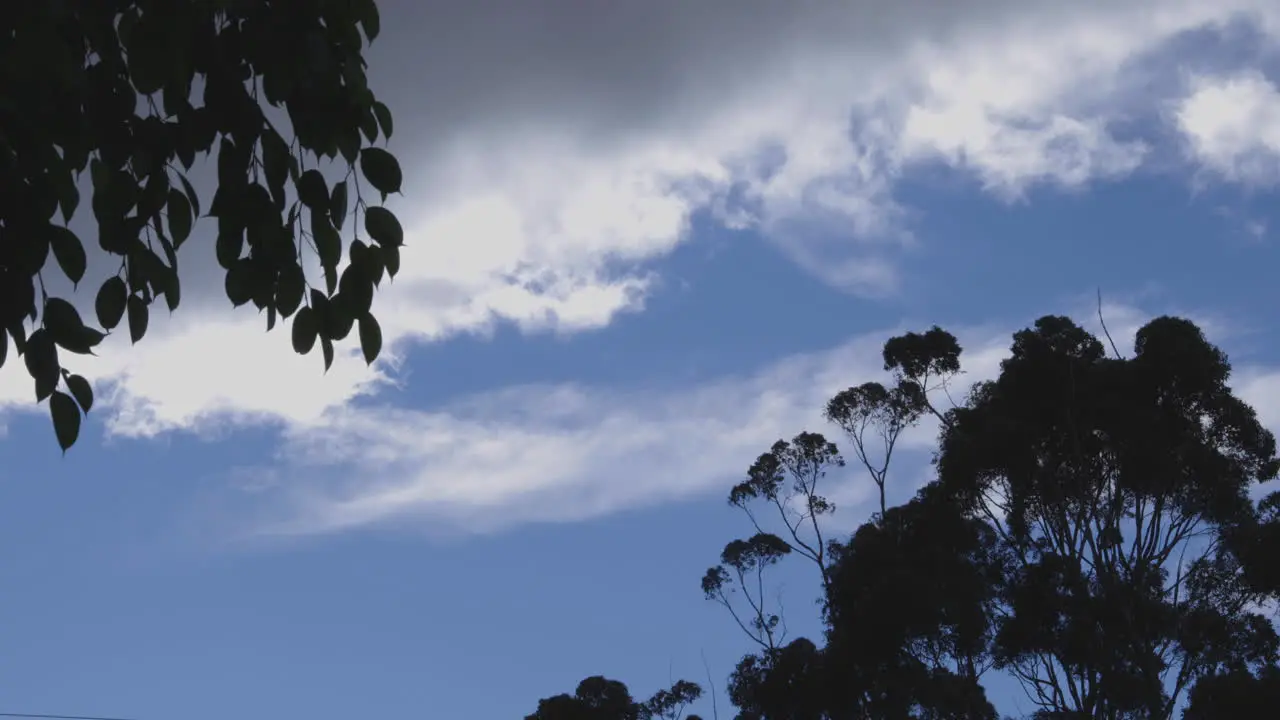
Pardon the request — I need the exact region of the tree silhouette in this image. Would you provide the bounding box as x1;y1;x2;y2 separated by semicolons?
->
705;315;1279;719
819;486;1004;719
525;314;1280;719
1183;665;1280;717
526;676;703;720
0;0;402;450
826;380;924;519
727;637;829;720
703;531;795;652
935;316;1278;717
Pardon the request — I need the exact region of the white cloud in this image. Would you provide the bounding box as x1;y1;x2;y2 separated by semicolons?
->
1239;370;1280;435
361;0;1280;355
894;16;1159;197
0;307;391;437
1236;368;1280;502
200;299;1280;542
6;0;1280;441
227;320;1014;540
1175;70;1280;186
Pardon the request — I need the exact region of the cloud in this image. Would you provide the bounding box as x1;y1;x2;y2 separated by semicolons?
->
0;307;391;437
317;0;1280;359
203;296;1280;542
1175;70;1280;186
371;0;1280;307
1239;370;1280;437
6;0;1280;438
226;320;1014;540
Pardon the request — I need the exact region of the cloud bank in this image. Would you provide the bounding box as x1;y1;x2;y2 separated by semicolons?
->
204;298;1277;541
3;0;1280;536
225;319;1013;539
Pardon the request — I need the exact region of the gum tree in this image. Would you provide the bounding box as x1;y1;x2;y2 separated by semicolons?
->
707;316;1280;719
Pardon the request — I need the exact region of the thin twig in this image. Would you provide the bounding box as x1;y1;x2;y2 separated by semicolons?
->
1097;288;1123;360
700;649;721;720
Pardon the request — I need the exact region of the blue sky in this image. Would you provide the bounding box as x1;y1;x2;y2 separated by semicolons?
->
4;2;1280;718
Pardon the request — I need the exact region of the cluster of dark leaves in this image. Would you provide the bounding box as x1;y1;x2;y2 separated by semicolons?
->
529;314;1280;720
0;0;401;450
525;676;703;720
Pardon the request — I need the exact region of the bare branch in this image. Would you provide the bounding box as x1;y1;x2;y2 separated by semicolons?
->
1096;287;1124;360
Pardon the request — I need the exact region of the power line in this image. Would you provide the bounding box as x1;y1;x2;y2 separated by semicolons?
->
0;707;140;712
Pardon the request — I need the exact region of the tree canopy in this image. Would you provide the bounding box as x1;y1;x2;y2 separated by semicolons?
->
527;314;1280;719
1;0;402;450
525;676;704;720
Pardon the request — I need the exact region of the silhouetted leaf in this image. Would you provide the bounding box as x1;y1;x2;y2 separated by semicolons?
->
167;188;193;245
364;206;402;247
95;277;128;330
276;264;306;318
326;293;355;341
322;262;338;295
15;225;50;276
337;125;361;165
330;180;348;230
372;101;393;139
261;128;291;203
358;108;379;144
320;335;334;372
124;11;169;94
43;298;102;354
49;226;86;286
216;226;245;269
362;243;386;286
312;212;342;269
291;306;318;355
178;173;201;218
24;329;58;402
339;262;374;316
356;0;381;42
225;260;253;307
49;390;80;452
65;374;93;413
126;296;149;344
358;313;381;365
297;170;329;209
383;244;401;278
359;147;401;196
56;176;80;224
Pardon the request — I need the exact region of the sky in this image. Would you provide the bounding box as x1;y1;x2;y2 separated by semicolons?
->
3;0;1280;717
